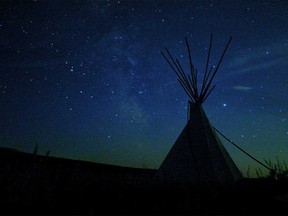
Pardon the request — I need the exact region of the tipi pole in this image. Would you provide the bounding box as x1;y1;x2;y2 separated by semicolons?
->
201;37;232;98
202;85;216;104
162;50;195;100
175;59;196;99
178;79;195;102
185;37;199;97
200;34;213;96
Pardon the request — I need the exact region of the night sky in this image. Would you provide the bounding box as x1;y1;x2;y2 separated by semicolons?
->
1;0;288;176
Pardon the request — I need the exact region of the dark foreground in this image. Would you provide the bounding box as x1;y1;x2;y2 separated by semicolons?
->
0;148;287;215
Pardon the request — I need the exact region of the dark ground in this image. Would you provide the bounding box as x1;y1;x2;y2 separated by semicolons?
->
0;148;287;215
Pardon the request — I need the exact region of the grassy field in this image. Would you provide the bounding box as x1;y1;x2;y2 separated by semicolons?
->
0;148;287;215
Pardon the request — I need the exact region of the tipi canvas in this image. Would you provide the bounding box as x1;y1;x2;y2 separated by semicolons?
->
155;35;242;184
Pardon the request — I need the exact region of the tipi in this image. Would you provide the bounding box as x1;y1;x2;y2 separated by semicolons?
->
155;35;242;184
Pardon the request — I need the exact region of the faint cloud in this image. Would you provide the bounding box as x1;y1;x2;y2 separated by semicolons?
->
228;40;288;75
232;85;252;92
234;57;287;74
